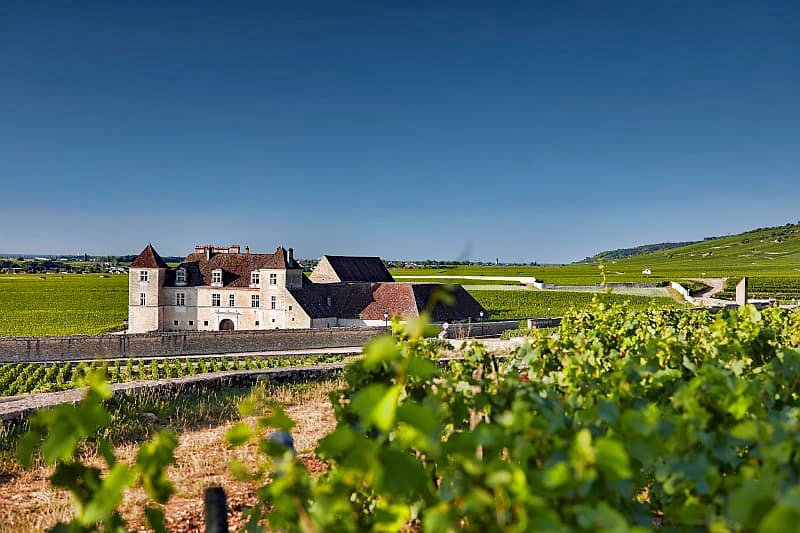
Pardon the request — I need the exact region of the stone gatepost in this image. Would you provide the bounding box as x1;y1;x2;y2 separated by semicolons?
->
736;277;748;306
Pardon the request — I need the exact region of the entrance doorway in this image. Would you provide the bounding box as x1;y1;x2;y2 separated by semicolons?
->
219;319;235;331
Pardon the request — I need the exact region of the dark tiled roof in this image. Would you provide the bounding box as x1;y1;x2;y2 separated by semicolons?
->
289;281;486;321
165;246;302;288
410;283;487;322
321;256;394;282
130;244;169;269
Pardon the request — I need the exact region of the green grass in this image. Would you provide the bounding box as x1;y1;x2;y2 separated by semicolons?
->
469;289;683;321
0;274;128;336
394;277;522;285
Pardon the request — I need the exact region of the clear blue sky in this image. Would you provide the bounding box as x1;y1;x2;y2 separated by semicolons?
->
2;1;798;262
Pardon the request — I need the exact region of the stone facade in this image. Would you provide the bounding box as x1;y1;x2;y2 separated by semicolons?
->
128;243;486;334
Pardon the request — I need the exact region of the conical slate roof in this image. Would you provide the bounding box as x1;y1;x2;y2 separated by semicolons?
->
130;244;169;268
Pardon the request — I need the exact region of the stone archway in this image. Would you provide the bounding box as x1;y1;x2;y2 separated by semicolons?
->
219;319;235;331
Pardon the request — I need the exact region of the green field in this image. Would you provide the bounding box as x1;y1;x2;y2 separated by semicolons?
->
0;274;128;336
392;223;800;297
470;289;682;321
2;223;799;336
393;277;522;285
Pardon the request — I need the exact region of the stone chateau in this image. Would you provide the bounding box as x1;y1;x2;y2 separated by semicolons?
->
128;243;486;333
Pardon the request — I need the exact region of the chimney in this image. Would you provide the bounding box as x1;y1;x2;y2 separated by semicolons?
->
195;245;205;254
288;247;294;264
205;245;211;261
230;244;241;254
245;245;250;254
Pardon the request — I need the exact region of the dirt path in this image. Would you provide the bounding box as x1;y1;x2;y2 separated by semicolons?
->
686;277;727;297
686;277;730;305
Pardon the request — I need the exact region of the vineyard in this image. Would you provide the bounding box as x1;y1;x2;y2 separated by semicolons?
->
391;223;800;289
469;288;683;321
0;354;350;397
718;276;800;303
13;303;800;531
0;274;128;336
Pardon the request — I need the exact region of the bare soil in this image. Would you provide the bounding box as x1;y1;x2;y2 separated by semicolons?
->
0;382;337;532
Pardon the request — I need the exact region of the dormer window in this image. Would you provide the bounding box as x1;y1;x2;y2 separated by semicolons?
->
139;270;149;282
175;268;186;286
211;269;222;286
251;272;260;286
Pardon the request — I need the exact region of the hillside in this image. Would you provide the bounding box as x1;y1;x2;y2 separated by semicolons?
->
586;240;700;262
612;223;800;275
391;222;800;301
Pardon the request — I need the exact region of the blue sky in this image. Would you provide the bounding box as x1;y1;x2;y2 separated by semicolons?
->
2;1;798;262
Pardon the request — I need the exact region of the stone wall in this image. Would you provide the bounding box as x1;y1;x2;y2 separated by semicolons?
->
443;320;519;338
670;282;695;304
534;281;664;290
526;317;563;329
0;327;385;363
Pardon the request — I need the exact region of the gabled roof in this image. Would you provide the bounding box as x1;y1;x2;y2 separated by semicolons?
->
289;281;486;321
315;255;394;283
130;244;169;269
165;246;301;288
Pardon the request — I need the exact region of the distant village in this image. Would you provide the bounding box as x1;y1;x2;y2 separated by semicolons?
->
0;255;132;275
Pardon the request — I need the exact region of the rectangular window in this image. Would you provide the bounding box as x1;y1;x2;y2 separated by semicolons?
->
204;320;208;326
271;296;277;310
251;294;260;308
212;293;221;307
269;273;278;285
173;320;179;326
288;305;292;310
176;293;185;306
140;293;146;306
251;272;260;285
139;270;149;282
175;269;186;284
255;320;259;326
189;320;194;326
229;294;235;307
212;270;222;284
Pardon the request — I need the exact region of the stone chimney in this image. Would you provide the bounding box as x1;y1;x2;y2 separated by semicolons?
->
245;245;250;255
229;244;241;254
288;247;294;264
205;245;211;261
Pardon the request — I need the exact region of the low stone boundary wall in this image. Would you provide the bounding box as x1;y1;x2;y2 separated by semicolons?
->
0;363;347;422
0;327;385;363
533;281;664;290
0;355;506;422
526;317;563;329
442;320;520;338
670;282;695;304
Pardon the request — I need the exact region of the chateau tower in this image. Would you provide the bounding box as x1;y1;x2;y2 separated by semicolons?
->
128;243;168;333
